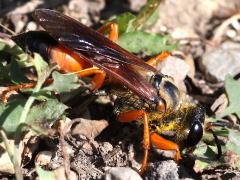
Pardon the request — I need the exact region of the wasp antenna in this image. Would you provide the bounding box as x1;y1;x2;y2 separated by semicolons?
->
0;23;16;36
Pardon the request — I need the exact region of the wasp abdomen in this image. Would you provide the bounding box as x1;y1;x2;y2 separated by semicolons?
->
12;31;58;60
12;31;92;73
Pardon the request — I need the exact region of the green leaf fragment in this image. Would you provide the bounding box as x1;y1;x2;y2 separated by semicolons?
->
107;12;136;35
226;130;240;155
0;53;66;136
220;75;240;118
44;71;80;94
33;53;50;85
192;143;223;172
0;62;11;84
214;128;229;137
117;32;176;56
0;98;67;135
0;99;26;135
12;49;32;68
106;0;162;34
18;53;51;127
10;59;29;84
26;98;68;124
1;42;32;68
132;0;162;31
193;143;219;159
36;166;56;180
0;41;7;51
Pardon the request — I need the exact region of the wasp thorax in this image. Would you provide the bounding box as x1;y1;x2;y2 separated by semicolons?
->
151;74;181;112
185;106;205;147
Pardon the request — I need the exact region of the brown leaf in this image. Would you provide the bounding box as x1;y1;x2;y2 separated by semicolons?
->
211;94;228;116
71;118;109;139
21;132;40;166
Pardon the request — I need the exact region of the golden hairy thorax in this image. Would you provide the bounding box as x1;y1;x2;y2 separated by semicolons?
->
112;86;197;147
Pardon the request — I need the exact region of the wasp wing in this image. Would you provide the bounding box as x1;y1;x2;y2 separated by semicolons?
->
33;9;158;102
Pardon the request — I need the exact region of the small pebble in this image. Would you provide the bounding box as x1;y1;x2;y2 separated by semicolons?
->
105;167;142;180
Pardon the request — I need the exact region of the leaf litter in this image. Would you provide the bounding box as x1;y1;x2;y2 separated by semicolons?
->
0;0;240;179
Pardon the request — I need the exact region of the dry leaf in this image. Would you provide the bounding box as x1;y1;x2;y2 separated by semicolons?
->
21;132;40;166
71;118;109;139
211;94;228;116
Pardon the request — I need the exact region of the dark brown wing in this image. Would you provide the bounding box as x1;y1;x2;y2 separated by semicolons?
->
33;9;158;102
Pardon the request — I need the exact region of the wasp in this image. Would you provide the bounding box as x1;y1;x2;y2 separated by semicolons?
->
10;9;221;174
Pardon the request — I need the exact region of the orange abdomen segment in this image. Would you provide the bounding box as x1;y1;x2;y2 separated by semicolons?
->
48;45;92;73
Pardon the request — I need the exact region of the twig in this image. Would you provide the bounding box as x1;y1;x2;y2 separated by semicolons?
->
0;23;16;35
211;13;240;45
58;120;71;180
132;0;162;31
0;130;23;180
174;37;216;47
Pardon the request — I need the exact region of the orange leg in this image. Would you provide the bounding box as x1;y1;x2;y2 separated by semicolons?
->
97;22;119;42
0;79;54;102
118;110;150;175
76;22;118;89
146;51;170;68
76;67;106;91
150;132;181;162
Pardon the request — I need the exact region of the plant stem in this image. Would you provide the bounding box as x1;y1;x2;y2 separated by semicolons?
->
0;130;23;180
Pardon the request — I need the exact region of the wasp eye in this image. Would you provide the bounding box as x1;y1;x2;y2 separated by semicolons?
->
186;121;203;147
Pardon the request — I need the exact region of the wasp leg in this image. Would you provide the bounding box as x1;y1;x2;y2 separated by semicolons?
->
150;132;181;162
118;110;150;175
76;67;106;91
0;67;104;102
0;79;54;103
71;22;118;89
1;67;105;103
97;22;119;42
146;51;170;68
205;122;223;159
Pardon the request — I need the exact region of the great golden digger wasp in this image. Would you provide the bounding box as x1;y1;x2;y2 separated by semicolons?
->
9;9;221;174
